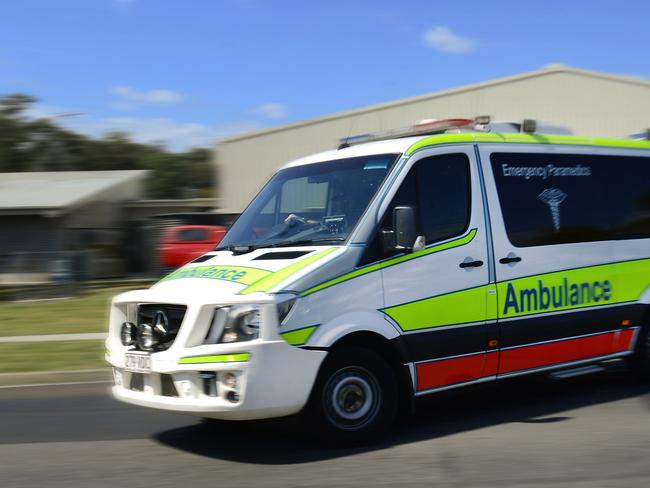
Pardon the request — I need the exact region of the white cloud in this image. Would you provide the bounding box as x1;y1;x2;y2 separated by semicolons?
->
423;26;476;54
110;86;184;110
253;102;288;119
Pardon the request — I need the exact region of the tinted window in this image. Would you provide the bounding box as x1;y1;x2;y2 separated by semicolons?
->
491;153;650;247
606;157;650;239
418;154;471;243
362;153;471;264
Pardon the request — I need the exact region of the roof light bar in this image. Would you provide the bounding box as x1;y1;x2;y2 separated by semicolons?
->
338;118;474;149
337;117;580;148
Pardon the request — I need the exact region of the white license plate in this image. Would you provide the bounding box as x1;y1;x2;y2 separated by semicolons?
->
124;353;151;374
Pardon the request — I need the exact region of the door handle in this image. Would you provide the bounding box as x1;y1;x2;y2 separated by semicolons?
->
459;259;484;269
499;256;522;264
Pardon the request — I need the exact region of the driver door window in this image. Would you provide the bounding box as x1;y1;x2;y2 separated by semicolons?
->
364;153;471;263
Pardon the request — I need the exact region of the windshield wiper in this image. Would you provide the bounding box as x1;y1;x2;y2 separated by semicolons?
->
221;237;344;254
265;237;345;248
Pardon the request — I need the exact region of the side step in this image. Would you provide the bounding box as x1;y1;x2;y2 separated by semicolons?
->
550;364;605;380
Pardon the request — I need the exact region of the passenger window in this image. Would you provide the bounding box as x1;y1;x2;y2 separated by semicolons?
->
606;157;650;240
361;153;471;264
490;153;650;247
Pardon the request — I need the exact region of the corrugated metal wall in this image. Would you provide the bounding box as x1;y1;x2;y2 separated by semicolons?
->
216;68;650;212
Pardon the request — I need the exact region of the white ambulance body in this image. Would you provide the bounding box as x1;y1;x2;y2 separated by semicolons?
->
107;120;650;441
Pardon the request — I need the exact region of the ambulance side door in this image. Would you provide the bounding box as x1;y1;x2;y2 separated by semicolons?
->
480;144;619;376
376;146;495;394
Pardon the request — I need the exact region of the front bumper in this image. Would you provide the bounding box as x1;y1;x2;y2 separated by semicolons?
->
108;340;327;420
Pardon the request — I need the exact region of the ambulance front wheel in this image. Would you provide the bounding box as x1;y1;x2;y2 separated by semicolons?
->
306;345;398;444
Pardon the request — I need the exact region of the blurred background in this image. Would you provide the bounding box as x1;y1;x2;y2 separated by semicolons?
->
0;1;649;486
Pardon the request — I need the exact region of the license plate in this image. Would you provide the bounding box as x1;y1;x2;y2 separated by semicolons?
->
124;353;151;374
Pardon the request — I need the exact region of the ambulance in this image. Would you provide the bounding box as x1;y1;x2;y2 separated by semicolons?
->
106;118;650;442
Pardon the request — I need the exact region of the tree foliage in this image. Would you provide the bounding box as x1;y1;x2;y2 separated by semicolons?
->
0;94;214;199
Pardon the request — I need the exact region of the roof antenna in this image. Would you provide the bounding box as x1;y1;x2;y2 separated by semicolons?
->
340;113;360;150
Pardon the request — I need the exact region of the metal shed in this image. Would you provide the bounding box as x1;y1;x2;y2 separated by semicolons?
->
216;65;650;213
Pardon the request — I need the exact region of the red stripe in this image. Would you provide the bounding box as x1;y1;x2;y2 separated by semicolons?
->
612;328;635;352
416;353;485;391
499;329;634;375
414;330;635;392
483;350;499;377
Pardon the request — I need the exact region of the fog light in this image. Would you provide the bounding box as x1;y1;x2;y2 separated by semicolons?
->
120;322;135;346
178;380;192;397
223;372;237;389
227;391;240;403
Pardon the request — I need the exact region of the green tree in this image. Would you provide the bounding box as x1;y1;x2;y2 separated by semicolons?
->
0;92;215;199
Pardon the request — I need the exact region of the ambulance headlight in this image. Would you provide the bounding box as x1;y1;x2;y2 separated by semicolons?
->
218;305;261;344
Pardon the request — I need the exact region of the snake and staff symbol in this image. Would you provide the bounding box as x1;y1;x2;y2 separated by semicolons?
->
538;188;567;231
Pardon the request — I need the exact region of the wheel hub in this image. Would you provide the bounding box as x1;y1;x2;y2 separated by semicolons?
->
324;367;380;428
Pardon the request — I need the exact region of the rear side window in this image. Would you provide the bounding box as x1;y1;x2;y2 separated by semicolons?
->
491;153;650;247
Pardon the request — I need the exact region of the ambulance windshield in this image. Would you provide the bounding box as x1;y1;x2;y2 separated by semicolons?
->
218;154;399;251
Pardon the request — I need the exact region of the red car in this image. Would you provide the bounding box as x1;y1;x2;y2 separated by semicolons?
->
159;225;227;268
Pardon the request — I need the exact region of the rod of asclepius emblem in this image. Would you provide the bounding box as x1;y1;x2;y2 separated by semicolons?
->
538;188;567;231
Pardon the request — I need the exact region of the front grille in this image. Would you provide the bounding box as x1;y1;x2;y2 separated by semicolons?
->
134;304;187;352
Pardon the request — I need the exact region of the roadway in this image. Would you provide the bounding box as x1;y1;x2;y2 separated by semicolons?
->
1;365;649;488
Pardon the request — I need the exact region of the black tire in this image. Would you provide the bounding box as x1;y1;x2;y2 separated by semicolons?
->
305;346;398;445
629;325;650;380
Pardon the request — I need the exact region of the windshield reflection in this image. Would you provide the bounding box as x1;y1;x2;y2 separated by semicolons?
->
218;154;399;250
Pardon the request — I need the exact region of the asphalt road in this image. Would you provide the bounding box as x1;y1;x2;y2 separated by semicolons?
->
1;366;649;488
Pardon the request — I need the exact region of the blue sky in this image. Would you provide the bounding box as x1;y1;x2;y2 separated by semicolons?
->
0;0;647;150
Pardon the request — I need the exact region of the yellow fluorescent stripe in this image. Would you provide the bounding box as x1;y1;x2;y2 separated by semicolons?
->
280;326;318;346
383;258;650;331
301;229;477;296
161;265;271;286
384;286;492;331
240;248;338;295
497;258;650;318
178;353;251;364
405;133;650;156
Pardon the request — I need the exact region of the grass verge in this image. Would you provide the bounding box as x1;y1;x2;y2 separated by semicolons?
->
0;340;106;374
0;285;143;337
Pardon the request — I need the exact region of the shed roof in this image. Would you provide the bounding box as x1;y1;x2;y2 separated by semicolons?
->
0;170;148;214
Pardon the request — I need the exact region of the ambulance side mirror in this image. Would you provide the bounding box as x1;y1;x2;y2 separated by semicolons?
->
382;205;417;252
